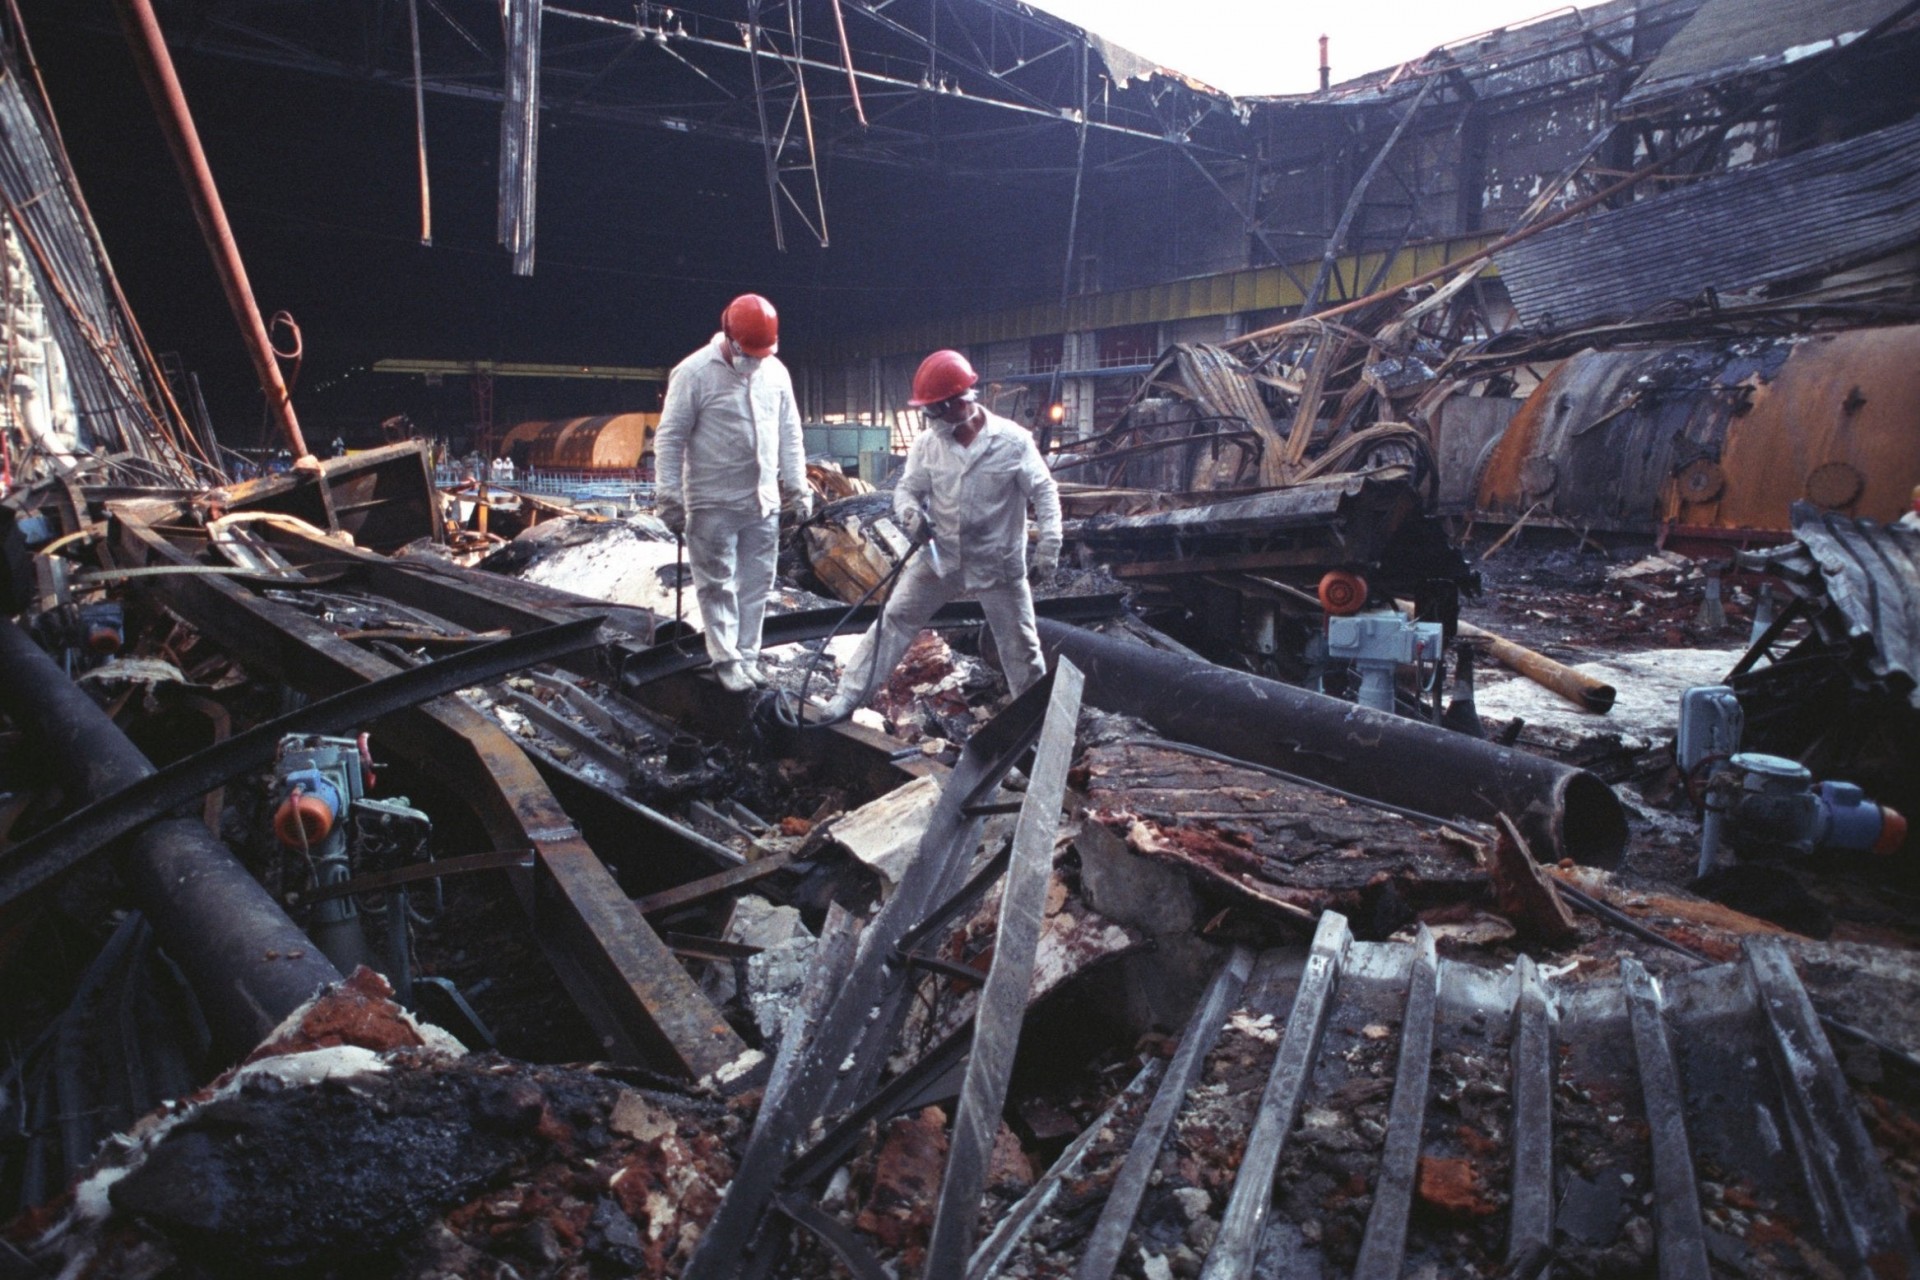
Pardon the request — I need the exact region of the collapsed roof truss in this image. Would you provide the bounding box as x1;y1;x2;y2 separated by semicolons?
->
155;0;1245;167
126;0;1250;265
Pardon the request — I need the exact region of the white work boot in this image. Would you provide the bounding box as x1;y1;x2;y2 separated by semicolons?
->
815;692;856;724
714;661;755;694
739;659;769;687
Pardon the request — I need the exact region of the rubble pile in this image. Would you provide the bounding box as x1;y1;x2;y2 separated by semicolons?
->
1134;986;1294;1269
3;0;1919;1263
0;436;1914;1279
12;972;741;1279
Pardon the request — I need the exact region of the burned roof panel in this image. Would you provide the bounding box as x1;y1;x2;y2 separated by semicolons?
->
1787;502;1920;710
1621;0;1915;109
1492;113;1920;330
1276;0;1701;106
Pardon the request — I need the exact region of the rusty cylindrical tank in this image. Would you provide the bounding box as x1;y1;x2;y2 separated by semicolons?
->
1476;325;1920;537
496;414;658;470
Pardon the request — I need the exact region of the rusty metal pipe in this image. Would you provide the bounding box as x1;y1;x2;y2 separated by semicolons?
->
112;0;309;459
1456;619;1617;714
0;622;340;1056
827;0;867;127
1036;619;1628;866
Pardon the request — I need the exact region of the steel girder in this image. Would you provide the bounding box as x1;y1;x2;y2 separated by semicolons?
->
112;508;752;1083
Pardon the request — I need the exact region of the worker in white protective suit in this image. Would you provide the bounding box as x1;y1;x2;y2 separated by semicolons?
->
654;293;813;693
819;349;1061;720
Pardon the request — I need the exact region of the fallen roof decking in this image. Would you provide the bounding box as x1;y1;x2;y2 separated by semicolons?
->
1620;0;1919;110
971;916;1917;1277
1494;114;1920;331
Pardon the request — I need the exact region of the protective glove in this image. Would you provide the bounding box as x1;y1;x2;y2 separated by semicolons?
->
782;489;815;523
657;497;686;536
898;505;931;544
1030;545;1060;583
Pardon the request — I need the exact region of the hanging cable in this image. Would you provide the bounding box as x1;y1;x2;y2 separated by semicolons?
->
760;526;930;730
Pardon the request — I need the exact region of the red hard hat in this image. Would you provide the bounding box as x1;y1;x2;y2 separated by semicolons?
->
721;293;779;357
909;349;978;407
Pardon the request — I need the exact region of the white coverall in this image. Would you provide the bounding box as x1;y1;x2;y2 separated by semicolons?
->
834;409;1062;705
653;334;807;669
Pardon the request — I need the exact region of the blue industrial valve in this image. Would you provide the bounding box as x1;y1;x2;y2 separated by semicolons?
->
1324;610;1444;714
272;735;370;973
269;733;433;1000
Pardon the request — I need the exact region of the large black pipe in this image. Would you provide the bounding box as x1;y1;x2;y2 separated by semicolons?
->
0;623;341;1055
1036;620;1629;866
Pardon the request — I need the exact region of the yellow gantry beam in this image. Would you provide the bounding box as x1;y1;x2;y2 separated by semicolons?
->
826;233;1502;362
372;359;669;381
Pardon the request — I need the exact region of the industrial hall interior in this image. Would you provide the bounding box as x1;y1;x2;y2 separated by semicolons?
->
1;0;1918;1275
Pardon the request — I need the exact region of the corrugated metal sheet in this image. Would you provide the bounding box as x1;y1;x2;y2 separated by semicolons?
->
1621;0;1912;109
1494;115;1920;330
1785;502;1920;709
0;43;196;482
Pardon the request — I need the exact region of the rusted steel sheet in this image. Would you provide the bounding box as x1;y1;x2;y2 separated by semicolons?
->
1079;741;1487;922
1095;345;1284;491
497;414;657;469
1428;394;1521;514
215;441;441;552
1038;619;1629;866
111;509;752;1082
1478;325;1920;536
497;416;582;462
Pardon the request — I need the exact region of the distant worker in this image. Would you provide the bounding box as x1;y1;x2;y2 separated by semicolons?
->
329;435;347;459
819;349;1060;721
654;293;812;693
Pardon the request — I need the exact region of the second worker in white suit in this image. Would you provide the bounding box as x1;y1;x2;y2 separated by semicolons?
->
654;293;812;693
820;349;1061;720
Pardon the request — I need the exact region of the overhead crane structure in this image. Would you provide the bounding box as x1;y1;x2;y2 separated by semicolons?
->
123;0;1252;263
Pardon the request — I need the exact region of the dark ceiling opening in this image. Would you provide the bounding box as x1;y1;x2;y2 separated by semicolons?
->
14;0;1246;441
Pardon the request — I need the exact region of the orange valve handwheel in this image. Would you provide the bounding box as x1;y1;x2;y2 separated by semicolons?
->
1318;570;1369;616
1874;807;1908;856
274;789;336;847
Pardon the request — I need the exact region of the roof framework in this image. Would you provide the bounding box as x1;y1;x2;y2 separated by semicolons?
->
148;0;1251;252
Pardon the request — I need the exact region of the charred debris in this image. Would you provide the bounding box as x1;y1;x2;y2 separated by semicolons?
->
2;0;1920;1276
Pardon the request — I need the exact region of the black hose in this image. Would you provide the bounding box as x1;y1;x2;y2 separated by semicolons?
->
763;531;929;730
